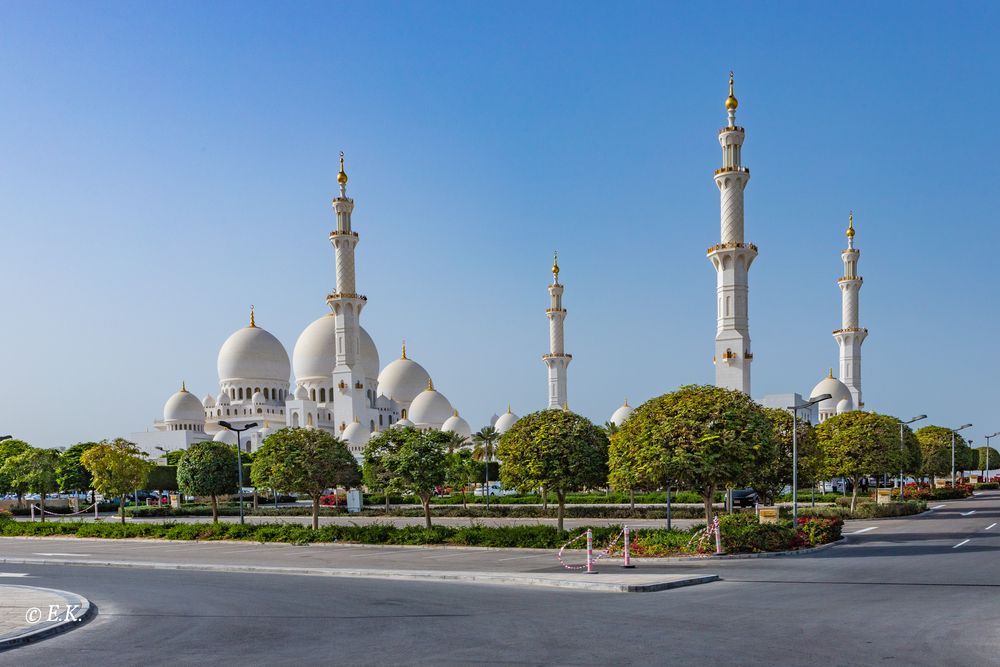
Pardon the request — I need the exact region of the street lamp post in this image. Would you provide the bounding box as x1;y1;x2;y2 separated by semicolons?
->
950;424;972;486
218;421;258;525
898;415;927;501
984;433;999;481
0;435;12;442
788;393;832;525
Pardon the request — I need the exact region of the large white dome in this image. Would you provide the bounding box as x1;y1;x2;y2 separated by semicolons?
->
342;420;369;451
609;400;634;427
494;407;519;434
217;322;290;383
810;372;853;415
213;429;237;444
163;386;205;423
378;352;431;405
292;314;380;382
408;382;454;428
393;417;415;428
441;411;472;440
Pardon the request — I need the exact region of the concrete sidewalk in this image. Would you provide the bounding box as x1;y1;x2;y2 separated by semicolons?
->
0;584;92;649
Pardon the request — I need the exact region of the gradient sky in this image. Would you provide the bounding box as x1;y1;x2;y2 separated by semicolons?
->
2;2;998;449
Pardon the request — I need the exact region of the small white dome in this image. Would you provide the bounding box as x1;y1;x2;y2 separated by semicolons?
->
251;391;264;405
213;429;238;444
342;420;369;449
610;400;634;427
494;407;519;434
163;386;205;423
810;372;854;415
202;394;216;408
394;417;415;428
294;384;310;400
217;392;231;406
441;411;472;440
292;314;380;383
217;320;290;384
377;351;431;405
408;381;454;428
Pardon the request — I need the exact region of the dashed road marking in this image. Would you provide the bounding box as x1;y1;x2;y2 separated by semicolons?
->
496;554;548;562
931;504;946;510
0;572;30;577
848;527;878;535
953;539;970;548
986;523;997;531
960;511;976;516
33;552;90;557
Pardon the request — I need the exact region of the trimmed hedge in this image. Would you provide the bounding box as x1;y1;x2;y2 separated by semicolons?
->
796;500;926;520
0;515;842;555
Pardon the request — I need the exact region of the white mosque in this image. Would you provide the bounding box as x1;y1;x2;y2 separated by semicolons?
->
135;74;869;458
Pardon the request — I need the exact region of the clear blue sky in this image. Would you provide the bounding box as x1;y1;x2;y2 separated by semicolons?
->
2;2;998;448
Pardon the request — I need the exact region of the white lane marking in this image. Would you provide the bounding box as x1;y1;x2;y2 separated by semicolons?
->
847;526;878;534
986;523;997;531
33;552;91;557
0;572;30;577
496;554;548;562
960;511;976;516
931;504;946;510
953;539;970;548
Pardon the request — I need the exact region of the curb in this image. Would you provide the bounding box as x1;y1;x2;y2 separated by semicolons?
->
0;557;718;593
0;586;94;651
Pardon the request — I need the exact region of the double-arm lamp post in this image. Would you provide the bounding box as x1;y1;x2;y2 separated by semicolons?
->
950;424;973;486
788;393;831;525
898;415;927;500
218;421;257;525
984;432;1000;481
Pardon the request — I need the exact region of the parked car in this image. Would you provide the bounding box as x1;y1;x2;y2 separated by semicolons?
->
473;483;516;497
730;489;759;508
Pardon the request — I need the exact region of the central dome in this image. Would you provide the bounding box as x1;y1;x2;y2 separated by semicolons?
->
217;323;290;383
292;314;380;383
810;372;853;416
164;387;205;423
408;381;454;428
378;354;431;405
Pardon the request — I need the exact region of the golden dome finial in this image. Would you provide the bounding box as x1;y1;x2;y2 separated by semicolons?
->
401;340;407;359
453;409;459;417
427;377;434;391
847;211;855;239
181;381;187;392
249;304;256;328
624;398;629;408
337;151;348;186
725;71;738;111
507;404;512;414
828;367;834;379
552;251;560;280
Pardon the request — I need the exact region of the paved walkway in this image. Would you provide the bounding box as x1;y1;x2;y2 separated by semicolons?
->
0;584;91;649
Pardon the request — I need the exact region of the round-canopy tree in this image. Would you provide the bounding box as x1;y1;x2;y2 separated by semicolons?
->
815;411;901;510
497;409;608;531
177;442;239;522
251;427;360;529
609;385;774;522
0;447;60;521
362;427;449;529
80;438;154;524
57;442;99;501
915;425;956;483
0;439;32;507
755;408;818;505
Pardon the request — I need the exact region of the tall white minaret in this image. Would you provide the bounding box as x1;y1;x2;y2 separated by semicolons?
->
834;212;867;409
327;153;368;433
542;252;571;409
707;72;756;394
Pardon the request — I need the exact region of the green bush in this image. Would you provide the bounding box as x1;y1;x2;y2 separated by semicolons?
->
975;482;998;490
797;516;843;545
796;500;925;520
0;509;12;522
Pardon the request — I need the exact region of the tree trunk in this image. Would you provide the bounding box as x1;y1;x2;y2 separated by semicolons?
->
210;494;219;523
462;490;467;509
385;493;390;514
541;486;548;510
120;495;126;524
702;485;715;523
556;490;566;532
312;496;320;530
629;489;635;510
850;476;859;512
252;489;259;510
16;493;23;509
39;494;46;522
420;493;432;529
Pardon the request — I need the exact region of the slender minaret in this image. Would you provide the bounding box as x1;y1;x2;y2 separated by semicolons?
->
707;72;756;394
542;252;571;409
327;153;368;432
834;212;867;409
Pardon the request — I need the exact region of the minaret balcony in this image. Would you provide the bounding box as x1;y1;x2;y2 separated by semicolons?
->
837;276;863;284
706;241;758;255
329;230;359;238
545;308;567;314
718;125;745;134
714;166;749;176
542;353;573;359
326;291;368;302
832;327;868;335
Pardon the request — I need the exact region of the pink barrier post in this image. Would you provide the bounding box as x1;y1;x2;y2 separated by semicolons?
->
623;525;635;568
30;504;35;521
714;517;723;555
585;529;596;574
94;501;100;520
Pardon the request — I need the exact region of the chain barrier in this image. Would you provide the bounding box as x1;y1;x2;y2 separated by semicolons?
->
556;526;629;571
30;502;100;520
685;515;722;556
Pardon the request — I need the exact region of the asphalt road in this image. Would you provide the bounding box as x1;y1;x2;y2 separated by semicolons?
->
1;492;998;666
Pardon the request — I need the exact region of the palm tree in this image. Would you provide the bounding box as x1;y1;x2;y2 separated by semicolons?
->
472;426;499;507
444;431;467;455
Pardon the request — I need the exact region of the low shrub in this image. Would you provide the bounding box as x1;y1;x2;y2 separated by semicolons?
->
797;516;843;545
0;509;12;522
975;482;999;490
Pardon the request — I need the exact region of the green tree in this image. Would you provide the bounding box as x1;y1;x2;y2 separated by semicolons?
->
80;438;154;524
362;427;448;529
816;411;901;510
177;442;238;522
609;385;774;522
445;448;478;508
165;450;185;466
498;409;609;531
443;431;467;455
251;428;360;529
900;424;922;481
915;426;955;482
0;439;32;507
755;408;817;505
471;426;500;497
1;447;61;521
57;442;99;499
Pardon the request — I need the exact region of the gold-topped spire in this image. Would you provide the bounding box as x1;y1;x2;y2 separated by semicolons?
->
846;211;855;239
427;377;434;391
552;251;560;280
725;71;738;111
249;304;256;328
623;398;629;408
828;367;834;379
453;409;459;417
401;340;407;359
337;151;348;185
181;381;187;392
562;401;569;411
507;404;512;414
